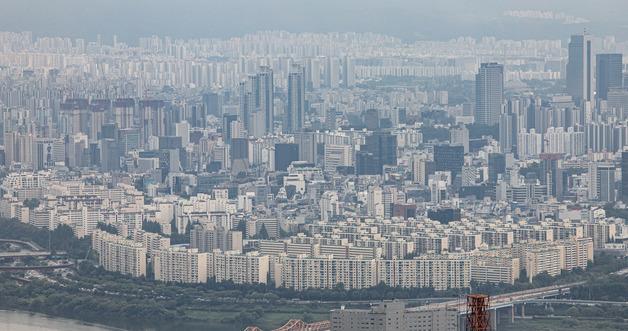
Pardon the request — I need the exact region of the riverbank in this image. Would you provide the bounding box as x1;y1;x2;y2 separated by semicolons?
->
0;271;333;331
0;310;124;331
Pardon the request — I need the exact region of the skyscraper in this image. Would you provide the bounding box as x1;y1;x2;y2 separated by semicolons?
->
370;132;397;167
596;163;616;202
596;53;623;100
306;58;321;90
139;100;169;144
274;143;299;171
359;132;397;174
202;92;222;118
499;112;515;153
285;64;305;133
112;98;135;130
325;57;340;89
239;80;254;134
475;63;504;126
295;132;316;164
541;153;564;199
239;66;274;137
566;34;593;105
622;151;628;202
433;144;465;178
256;66;274;134
342;56;355;88
488;153;506;183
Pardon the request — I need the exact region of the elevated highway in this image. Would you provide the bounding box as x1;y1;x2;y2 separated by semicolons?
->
416;282;586;314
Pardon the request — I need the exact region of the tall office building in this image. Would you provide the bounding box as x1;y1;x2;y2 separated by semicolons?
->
596;54;623;100
566;34;593;105
356;151;380;175
222;114;239;144
607;88;628;119
285;64;305;133
256;66;274;134
499;113;515;153
202;91;223;117
433;144;465;178
596;163;616;202
295;132;317;164
622;151;628;202
541;153;564;199
101;138;122;172
360;132;397;174
488;153;506;184
274;143;299;171
475;63;504;126
239;80;255;134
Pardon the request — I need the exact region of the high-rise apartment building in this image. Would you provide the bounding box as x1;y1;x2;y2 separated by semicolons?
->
153;247;208;283
342;56;355;88
92;230;147;278
239;66;274;137
325;57;340;89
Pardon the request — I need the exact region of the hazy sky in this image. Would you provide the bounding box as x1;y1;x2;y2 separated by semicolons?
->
1;0;627;42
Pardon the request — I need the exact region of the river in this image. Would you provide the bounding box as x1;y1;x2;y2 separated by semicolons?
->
0;310;121;331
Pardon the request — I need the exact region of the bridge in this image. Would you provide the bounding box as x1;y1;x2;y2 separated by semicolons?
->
522;298;628;307
0;251;53;258
244;319;331;331
409;282;595;330
0;239;44;251
419;281;586;313
0;239;66;258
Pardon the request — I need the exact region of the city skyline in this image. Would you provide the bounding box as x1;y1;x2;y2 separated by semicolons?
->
1;1;628;42
0;2;628;331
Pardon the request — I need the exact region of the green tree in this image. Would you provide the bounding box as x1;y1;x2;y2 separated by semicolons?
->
467;123;499;139
566;306;580;316
258;224;269;240
302;312;314;323
96;222;118;235
23;198;40;209
532;272;553;287
142;220;162;234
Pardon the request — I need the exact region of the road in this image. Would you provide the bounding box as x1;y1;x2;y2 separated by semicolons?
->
0;239;44;251
289;297;456;305
0;251;52;258
524;298;628;306
0;263;74;271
